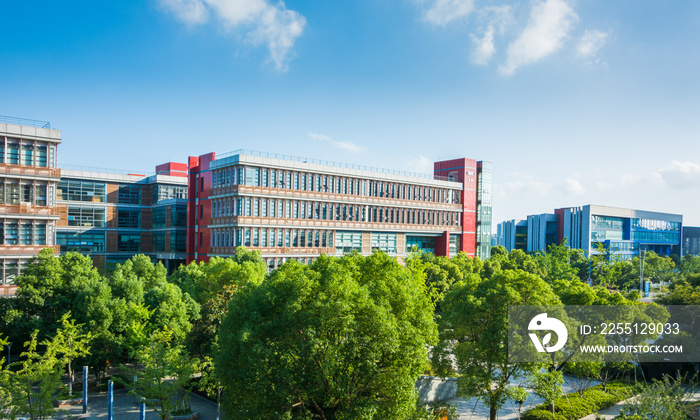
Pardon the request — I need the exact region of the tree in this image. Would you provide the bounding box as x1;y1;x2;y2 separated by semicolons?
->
5;330;68;420
432;269;561;420
216;252;438;419
52;313;92;397
529;370;564;418
0;336;11;419
620;374;696;420
125;328;199;420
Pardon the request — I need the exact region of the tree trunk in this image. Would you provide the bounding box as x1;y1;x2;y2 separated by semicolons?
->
489;405;497;420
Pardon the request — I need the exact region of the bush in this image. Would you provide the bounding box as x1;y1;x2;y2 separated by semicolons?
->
522;380;638;420
521;409;567;420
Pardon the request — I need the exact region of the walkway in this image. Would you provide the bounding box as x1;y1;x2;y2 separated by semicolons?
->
54;389;219;419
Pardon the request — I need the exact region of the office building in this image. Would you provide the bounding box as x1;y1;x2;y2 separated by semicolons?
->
497;205;683;259
56;163;188;273
682;226;700;256
187;150;492;269
0;117;61;296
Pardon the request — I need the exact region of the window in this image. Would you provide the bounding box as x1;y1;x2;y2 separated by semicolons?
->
20;184;32;203
118;209;141;228
7;143;19;165
6;183;19;204
35;185;47;206
335;231;362;253
152;232;167;252
58;180;106;202
245;167;260;186
371;233;397;253
68;207;105;227
172;205;187;227
37;146;47;167
118;185;141;205
4;222;18;245
152;207;167;229
20;223;32;245
118;234;140;252
22;145;34;165
170;231;186;252
34;223;46;245
152;185;187;203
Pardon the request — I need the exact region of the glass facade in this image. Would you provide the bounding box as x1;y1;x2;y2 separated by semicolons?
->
334;231;362;253
58;180;106;203
591;216;625;242
370;233;397;253
152;185;187;203
476;161;493;260
57;231;105;253
67;207;105;227
406;236;435;254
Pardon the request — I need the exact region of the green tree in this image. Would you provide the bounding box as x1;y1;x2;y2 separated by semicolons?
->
216;252;438;419
529;370;564;418
125;328;199;420
432;269;561;420
620;374;696;420
6;330;68;420
52;313;92;397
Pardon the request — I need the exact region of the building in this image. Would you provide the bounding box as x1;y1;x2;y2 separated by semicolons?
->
497;205;683;259
187;150;492;269
682;226;700;256
498;219;527;251
0;117;61;296
56;163;188;273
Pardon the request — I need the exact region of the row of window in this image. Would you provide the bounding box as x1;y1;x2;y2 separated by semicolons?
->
211;228;410;254
59;180;187;206
632;218;681;232
0;259;30;284
0;181;53;206
0;221;50;245
152;206;187;229
210;197;461;227
57;230;187;254
210;165;461;204
0;140;55;167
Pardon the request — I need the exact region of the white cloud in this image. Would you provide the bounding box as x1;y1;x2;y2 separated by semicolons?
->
576;29;608;60
495;172;553;200
159;0;306;71
656;161;700;189
498;0;578;75
309;133;366;153
409;155;434;174
470;26;495;65
563;177;585;195
421;0;476;25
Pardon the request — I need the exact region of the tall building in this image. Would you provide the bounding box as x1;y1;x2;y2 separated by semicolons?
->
680;226;700;257
0;117;61;296
497;205;683;259
56;163;188;273
188;150;492;268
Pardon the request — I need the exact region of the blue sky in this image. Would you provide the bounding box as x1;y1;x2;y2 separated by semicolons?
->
3;0;700;226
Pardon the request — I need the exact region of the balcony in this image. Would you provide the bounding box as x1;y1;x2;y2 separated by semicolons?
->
0;163;61;178
0;204;59;217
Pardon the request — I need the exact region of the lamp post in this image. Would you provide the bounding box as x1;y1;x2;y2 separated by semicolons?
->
640;247;646;294
6;342;11;366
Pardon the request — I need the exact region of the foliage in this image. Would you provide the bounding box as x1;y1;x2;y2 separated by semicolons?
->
619;374;697;420
410;401;459;420
562;362;601;397
4;330;69;420
522;381;637;420
51;313;92;397
529;370;564;417
217;252;438;419
123;328;200;420
432;268;561;420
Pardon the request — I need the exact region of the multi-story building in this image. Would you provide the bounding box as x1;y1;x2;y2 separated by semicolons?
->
56;162;188;272
0;117;61;295
187;150;492;269
681;226;700;257
497;205;683;259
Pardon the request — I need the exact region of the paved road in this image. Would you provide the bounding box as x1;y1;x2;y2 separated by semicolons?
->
54;389;219;419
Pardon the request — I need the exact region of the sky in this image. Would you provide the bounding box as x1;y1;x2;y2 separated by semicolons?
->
2;0;700;226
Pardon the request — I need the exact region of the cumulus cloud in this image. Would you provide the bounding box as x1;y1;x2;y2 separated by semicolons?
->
656;161;700;189
309;133;366;153
408;155;434;174
576;29;608;61
470;26;496;65
563;177;585;195
499;0;578;75
421;0;476;25
159;0;305;71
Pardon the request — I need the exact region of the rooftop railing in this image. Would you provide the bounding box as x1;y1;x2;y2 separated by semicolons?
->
215;149;452;181
0;115;51;129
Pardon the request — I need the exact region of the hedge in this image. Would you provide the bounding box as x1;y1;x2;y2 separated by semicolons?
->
521;380;639;420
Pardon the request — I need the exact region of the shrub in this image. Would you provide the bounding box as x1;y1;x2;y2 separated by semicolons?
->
522;380;638;420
